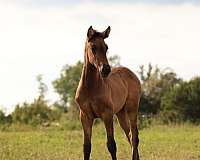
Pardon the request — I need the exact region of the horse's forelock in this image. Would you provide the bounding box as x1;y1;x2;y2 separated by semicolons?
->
88;31;104;42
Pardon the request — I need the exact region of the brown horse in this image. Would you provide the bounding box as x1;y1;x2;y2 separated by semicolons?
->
75;26;141;160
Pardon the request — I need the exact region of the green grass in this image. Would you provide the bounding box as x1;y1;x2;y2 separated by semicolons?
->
0;124;200;160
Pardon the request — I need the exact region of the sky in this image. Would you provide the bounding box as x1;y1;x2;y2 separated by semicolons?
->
0;0;200;113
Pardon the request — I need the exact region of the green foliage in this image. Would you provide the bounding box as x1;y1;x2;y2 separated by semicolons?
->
0;110;6;124
138;63;182;114
10;75;62;126
161;77;200;123
2;55;200;128
11;99;61;126
0;110;12;126
138;114;153;129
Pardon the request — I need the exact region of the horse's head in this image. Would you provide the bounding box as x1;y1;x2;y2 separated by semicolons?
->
85;26;111;78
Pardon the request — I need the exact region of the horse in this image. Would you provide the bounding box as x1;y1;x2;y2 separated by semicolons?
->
75;26;141;160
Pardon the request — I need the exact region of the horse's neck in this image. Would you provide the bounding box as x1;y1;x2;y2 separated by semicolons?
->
81;62;102;92
80;43;103;94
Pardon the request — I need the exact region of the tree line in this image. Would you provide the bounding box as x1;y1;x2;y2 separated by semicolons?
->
0;55;200;128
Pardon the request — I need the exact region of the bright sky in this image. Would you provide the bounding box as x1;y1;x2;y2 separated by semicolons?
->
0;0;200;113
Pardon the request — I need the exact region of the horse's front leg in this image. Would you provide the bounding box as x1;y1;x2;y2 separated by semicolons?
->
80;111;94;160
102;112;117;160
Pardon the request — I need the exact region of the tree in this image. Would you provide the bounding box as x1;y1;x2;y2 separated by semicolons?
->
0;110;6;124
161;77;200;123
138;63;182;114
36;74;48;100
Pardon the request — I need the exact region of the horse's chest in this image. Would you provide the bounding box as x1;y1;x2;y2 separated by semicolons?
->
79;97;110;118
92;99;109;116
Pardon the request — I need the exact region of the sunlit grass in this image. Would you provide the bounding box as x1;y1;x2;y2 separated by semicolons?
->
0;124;200;160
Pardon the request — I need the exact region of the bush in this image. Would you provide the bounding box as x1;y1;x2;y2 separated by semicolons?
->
161;77;200;123
138;114;153;129
11;98;62;126
0;110;6;124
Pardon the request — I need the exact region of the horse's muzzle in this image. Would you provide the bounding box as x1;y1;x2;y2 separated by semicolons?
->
101;64;111;78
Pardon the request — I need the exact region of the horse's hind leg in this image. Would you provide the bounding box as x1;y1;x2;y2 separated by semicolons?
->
131;125;139;160
116;107;131;144
126;103;140;160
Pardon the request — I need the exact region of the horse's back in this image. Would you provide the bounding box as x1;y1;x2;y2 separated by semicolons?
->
110;67;140;86
110;67;141;90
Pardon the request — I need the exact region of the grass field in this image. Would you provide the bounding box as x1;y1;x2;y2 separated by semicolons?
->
0;124;200;160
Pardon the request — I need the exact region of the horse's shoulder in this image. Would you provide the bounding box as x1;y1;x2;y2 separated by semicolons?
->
75;83;86;106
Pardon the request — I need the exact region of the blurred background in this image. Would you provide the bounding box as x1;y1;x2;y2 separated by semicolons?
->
0;0;200;125
0;0;200;113
0;0;200;123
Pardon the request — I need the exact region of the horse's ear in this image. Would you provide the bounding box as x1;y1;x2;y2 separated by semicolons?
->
87;26;95;40
102;26;111;39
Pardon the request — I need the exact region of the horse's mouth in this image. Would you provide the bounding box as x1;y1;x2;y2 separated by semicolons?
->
99;64;111;78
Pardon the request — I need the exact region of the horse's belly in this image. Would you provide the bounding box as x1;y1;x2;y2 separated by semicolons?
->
112;92;127;113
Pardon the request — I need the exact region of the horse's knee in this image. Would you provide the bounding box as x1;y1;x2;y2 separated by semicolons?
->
107;138;117;155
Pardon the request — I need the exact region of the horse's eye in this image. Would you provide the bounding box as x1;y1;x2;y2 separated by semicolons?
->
91;46;96;54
